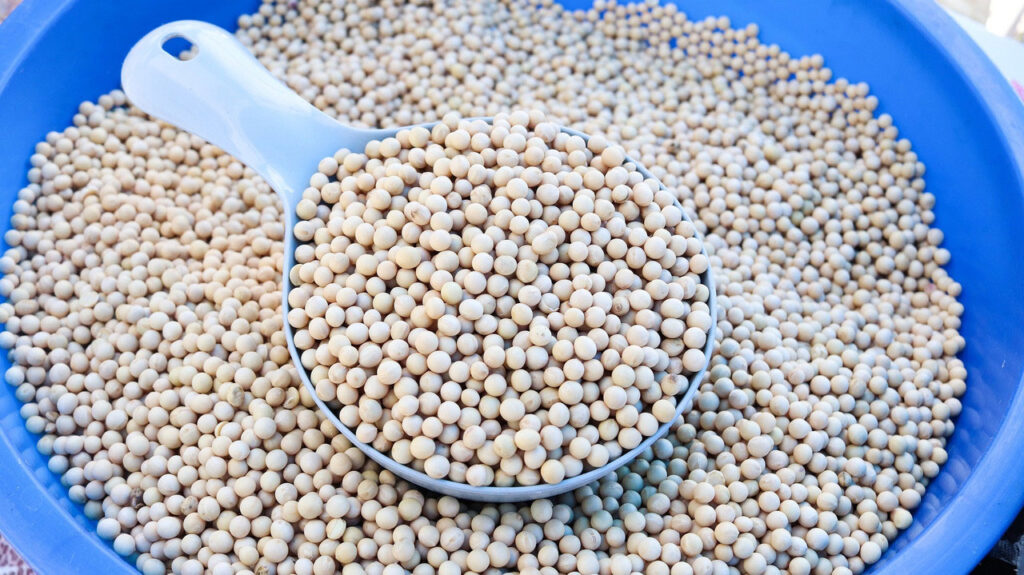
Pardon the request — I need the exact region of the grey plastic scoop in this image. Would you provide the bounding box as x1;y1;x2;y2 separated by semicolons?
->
121;20;715;502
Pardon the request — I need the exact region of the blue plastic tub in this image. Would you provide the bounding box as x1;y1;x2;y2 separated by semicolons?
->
1;1;1023;573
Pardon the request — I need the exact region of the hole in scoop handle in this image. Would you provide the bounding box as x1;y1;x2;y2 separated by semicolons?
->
121;20;360;202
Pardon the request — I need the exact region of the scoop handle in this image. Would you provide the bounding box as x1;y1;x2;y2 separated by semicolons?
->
121;20;373;204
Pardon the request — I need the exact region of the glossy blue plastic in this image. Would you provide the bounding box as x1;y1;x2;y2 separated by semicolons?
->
0;0;1023;573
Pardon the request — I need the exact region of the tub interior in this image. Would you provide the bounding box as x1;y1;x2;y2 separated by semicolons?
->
1;1;1023;573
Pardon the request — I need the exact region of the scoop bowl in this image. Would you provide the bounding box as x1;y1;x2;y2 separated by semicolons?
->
121;20;715;502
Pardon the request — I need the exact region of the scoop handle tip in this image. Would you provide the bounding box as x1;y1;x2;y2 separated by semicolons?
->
121;20;360;203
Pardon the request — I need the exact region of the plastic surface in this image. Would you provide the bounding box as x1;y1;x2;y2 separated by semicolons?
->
120;20;714;503
121;20;385;208
0;0;1023;572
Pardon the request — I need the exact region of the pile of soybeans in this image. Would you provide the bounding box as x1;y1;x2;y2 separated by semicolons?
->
287;113;714;487
0;1;965;574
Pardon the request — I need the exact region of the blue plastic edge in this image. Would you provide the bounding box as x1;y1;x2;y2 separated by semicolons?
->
834;1;1024;573
0;3;140;572
0;2;254;573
